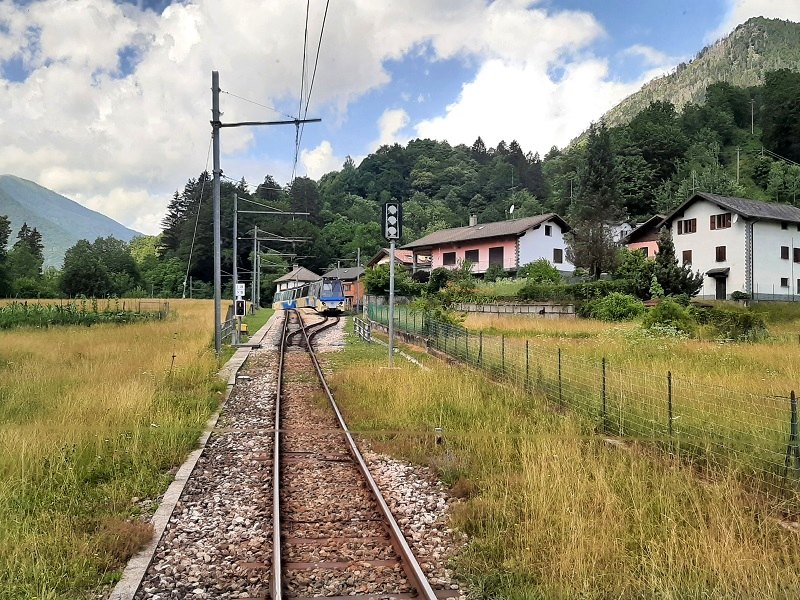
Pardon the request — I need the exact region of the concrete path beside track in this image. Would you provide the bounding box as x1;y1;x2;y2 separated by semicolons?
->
109;313;279;600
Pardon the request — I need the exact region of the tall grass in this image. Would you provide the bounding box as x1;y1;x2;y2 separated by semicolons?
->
328;330;800;598
0;300;221;599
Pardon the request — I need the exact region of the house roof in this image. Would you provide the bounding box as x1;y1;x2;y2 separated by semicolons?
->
274;265;319;283
623;215;665;244
322;266;365;280
661;192;800;225
401;213;570;250
366;248;415;267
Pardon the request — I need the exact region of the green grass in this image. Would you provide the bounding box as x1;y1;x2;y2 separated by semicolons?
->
0;300;221;599
326;326;800;599
243;307;274;335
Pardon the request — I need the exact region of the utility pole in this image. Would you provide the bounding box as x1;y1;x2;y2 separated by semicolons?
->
233;193;239;345
212;71;222;356
388;239;395;368
209;70;320;356
252;225;258;308
736;147;740;184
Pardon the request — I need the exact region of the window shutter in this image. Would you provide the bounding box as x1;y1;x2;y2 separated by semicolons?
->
710;215;716;230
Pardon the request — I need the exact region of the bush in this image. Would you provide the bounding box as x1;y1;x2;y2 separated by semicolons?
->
517;278;634;302
581;292;645;321
518;259;562;284
690;303;768;341
731;290;750;301
483;264;506;282
642;299;696;335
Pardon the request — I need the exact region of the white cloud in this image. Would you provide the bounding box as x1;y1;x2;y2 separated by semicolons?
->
713;0;800;38
0;0;657;234
300;140;344;180
416;58;640;155
373;109;410;149
620;44;674;67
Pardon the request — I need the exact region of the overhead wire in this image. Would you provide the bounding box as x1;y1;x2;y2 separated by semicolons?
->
292;0;311;183
182;134;213;298
298;0;330;152
219;89;295;120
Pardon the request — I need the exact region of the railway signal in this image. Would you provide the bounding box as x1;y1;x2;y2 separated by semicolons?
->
382;201;402;241
234;299;246;317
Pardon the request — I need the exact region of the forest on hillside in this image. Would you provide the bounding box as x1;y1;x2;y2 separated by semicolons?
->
2;69;800;300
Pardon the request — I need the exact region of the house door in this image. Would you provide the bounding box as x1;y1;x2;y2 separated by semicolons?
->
715;277;727;300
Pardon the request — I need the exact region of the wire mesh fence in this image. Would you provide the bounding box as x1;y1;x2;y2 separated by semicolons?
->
367;303;800;514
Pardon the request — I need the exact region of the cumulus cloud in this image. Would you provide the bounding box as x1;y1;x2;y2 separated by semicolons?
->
301;140;344;180
620;44;674;67
713;0;800;38
0;0;740;235
373;109;411;149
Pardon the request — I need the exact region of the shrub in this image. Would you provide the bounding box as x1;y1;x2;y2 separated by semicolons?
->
642;299;696;336
582;293;645;321
517;278;634;302
731;290;750;301
518;259;562;284
690;303;768;341
483;264;506;282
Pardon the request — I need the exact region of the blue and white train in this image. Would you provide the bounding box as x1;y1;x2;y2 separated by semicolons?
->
272;277;347;314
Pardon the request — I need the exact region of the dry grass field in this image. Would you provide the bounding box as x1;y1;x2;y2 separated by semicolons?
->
330;314;800;598
0;299;221;599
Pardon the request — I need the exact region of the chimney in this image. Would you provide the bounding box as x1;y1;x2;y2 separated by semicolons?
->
469;214;478;227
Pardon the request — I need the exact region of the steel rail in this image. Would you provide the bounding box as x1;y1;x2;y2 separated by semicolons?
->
296;310;438;600
271;312;290;600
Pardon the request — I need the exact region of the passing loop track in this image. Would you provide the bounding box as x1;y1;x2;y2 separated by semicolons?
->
272;309;439;599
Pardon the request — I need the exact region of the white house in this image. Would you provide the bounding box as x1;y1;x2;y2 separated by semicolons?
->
274;265;319;292
661;192;800;300
402;213;574;275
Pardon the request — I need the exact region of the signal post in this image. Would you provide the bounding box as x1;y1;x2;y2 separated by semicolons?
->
382;201;402;367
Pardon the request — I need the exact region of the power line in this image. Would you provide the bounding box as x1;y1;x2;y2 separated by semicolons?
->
219;89;294;120
182;135;213;298
292;0;311;182
298;0;330;151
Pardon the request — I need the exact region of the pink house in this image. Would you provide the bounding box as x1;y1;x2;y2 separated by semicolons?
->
623;215;664;258
402;213;573;275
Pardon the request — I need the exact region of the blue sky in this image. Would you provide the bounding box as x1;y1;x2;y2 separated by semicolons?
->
0;0;798;234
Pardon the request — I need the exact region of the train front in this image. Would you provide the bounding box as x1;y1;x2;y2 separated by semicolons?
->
317;277;346;314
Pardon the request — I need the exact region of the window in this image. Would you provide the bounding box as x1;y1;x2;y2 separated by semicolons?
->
709;213;732;230
677;218;697;235
682;250;692;265
781;277;789;288
716;246;726;262
488;246;504;266
544;225;552;236
464;249;479;264
343;284;351;292
795;248;800;263
636;247;649;257
553;248;563;264
782;222;789;230
443;252;456;266
781;246;790;260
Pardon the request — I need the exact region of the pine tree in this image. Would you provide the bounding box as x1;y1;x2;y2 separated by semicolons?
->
654;229;703;296
566;123;624;278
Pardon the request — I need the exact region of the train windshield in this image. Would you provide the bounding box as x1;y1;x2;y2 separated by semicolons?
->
322;279;343;297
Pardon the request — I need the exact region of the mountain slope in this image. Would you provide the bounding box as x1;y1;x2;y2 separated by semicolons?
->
602;17;800;127
0;175;140;267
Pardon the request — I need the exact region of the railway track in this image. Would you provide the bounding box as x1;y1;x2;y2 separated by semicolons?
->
274;309;447;599
129;309;462;599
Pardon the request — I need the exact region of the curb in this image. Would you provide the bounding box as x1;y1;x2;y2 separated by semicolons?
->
109;313;278;600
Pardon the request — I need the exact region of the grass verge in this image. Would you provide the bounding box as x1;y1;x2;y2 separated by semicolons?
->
326;323;800;599
0;299;221;599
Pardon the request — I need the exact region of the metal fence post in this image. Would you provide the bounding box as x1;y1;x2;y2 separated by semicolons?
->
501;334;505;375
479;331;483;366
602;357;607;430
558;347;563;406
525;340;530;392
785;390;800;476
465;331;469;362
668;371;674;453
